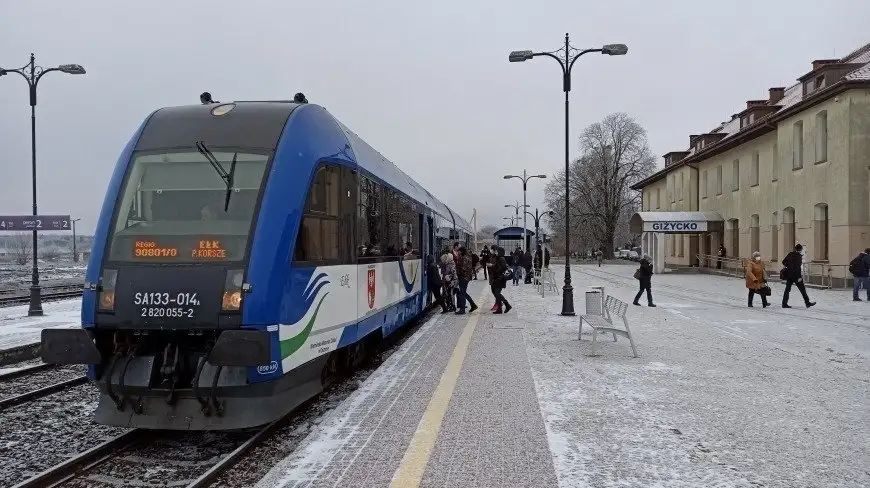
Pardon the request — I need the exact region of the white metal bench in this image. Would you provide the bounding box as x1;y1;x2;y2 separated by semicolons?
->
579;295;638;357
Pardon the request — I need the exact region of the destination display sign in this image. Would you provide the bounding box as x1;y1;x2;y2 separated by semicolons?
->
0;215;72;231
643;221;708;233
133;238;229;260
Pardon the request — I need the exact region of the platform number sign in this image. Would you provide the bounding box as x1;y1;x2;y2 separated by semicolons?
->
0;215;72;231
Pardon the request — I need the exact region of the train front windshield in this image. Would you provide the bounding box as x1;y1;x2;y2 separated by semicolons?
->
106;149;270;263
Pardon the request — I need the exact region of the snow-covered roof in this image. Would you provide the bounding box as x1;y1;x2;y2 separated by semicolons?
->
633;41;870;190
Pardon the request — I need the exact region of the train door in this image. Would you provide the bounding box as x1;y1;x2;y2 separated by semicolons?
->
425;215;433;305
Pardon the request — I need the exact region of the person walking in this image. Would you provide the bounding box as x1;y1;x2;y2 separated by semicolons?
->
480;246;491;280
717;245;726;270
455;247;478;314
488;246;501;312
523;249;533;284
781;244;816;308
440;252;457;312
849;248;870;301
511;246;522;286
534;244;543;285
492;247;512;313
633;255;656;307
426;255;448;313
745;251;770;308
471;251;480;280
596;249;603;267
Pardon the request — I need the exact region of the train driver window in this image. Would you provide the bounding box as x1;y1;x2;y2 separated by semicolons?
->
294;166;340;264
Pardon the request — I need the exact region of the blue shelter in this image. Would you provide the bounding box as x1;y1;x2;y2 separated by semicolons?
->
493;226;535;251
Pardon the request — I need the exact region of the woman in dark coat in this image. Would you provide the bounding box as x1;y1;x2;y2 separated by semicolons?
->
492;247;512;313
633;255;656;307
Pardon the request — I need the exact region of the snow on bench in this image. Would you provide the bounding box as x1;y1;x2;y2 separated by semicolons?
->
579;294;638;358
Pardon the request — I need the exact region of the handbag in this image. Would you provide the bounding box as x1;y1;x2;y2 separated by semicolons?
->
760;284;772;297
633;268;642;280
778;268;787;280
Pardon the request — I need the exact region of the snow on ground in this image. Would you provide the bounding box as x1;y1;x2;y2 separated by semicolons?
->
521;264;869;487
0;263;85;290
0;299;80;351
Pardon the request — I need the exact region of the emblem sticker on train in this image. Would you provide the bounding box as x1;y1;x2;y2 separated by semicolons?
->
134;292;201;318
257;361;279;375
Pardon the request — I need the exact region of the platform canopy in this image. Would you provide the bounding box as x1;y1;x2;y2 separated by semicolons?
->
630;211;724;234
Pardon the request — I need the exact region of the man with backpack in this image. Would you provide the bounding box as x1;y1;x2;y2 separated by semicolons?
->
849;248;870;301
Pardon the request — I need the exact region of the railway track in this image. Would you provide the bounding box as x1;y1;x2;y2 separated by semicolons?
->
11;415;292;488
0;284;84;307
0;362;88;411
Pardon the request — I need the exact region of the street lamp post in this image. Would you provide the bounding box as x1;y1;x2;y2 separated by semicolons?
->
509;34;627;316
525;208;554;250
504;170;546;253
71;218;81;262
1;54;86;316
504;201;529;245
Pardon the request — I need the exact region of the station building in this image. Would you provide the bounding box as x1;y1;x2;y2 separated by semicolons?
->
631;42;870;284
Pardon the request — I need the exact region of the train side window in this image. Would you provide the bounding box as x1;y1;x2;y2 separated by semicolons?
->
358;175;383;259
295;165;341;265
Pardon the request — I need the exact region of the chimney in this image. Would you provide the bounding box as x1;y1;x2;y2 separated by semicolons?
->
689;134;699;147
746;100;767;109
812;59;838;71
768;87;785;105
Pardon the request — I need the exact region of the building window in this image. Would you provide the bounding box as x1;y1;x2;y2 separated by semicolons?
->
679;173;684;201
750;214;760;253
783;207;796;253
815;75;825;90
732;159;740;191
772;142;779;181
670;175;675;203
793;121;803;169
716;165;723;195
815;111;828;163
751;152;759;187
701;170;708;199
771;211;778;261
814;203;828;261
727;219;740;258
678;234;684;257
656;188;661;209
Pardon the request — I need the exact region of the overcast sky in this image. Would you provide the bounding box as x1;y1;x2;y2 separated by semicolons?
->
1;1;867;235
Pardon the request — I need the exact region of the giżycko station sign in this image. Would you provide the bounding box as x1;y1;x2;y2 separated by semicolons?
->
643;221;708;233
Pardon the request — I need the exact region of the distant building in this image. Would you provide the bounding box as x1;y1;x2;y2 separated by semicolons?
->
631;42;870;284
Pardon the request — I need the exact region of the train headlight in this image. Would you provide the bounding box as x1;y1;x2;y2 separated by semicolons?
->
222;269;244;312
98;269;117;312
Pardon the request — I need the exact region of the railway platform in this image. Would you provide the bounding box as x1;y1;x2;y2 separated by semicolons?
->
256;264;869;488
0;299;79;364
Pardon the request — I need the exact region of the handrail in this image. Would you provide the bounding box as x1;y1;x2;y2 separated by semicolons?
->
695;254;852;289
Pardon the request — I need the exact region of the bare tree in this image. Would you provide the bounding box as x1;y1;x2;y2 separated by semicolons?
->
10;233;31;265
545;113;655;258
478;224;499;240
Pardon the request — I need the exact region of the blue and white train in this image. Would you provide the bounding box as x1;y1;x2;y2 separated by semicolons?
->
41;99;472;430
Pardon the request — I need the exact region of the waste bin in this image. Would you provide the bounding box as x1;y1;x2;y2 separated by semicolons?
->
585;286;605;315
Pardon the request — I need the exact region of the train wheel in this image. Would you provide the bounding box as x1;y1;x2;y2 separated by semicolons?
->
321;352;340;387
